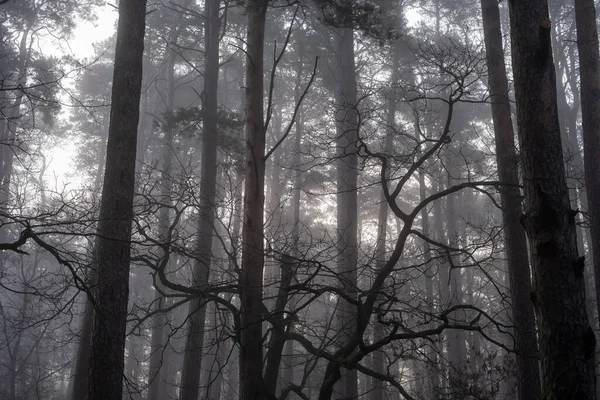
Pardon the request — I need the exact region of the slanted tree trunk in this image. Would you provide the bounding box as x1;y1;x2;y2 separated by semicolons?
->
508;1;596;398
479;1;541;398
239;0;268;397
87;1;147;399
179;0;221;397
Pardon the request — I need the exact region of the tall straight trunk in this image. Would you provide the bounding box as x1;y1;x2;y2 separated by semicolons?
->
88;1;147;399
0;26;30;243
148;46;177;400
125;334;142;398
445;170;467;388
179;0;221;398
281;46;305;391
479;1;541;397
432;177;449;393
334;21;359;400
575;0;600;350
508;1;596;398
69;271;96;400
414;115;439;398
239;0;268;397
201;302;223;400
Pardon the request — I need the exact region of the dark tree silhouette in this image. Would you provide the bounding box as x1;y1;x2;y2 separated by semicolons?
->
88;1;147;400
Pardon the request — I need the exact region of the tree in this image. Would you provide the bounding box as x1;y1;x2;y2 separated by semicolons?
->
239;0;269;398
87;1;147;400
333;7;359;400
479;0;541;398
508;0;595;398
575;0;600;352
179;0;221;397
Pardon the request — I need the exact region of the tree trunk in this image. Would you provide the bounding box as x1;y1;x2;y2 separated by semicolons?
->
479;1;541;397
69;277;95;400
445;169;467;390
179;0;221;397
333;21;359;400
239;0;268;397
508;1;596;398
264;255;294;395
87;1;147;399
575;0;600;361
281;46;305;393
432;177;450;394
369;48;398;400
414;112;439;399
148;48;177;400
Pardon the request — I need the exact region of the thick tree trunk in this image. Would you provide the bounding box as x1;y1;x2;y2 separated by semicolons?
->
179;0;221;397
239;0;268;397
334;22;359;400
508;1;596;398
69;275;95;400
479;1;541;398
575;0;600;361
88;1;147;399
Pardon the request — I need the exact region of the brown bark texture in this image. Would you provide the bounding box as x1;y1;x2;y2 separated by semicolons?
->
479;0;541;398
87;1;147;399
508;1;596;398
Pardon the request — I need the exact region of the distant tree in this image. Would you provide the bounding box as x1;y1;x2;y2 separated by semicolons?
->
508;0;595;398
178;0;221;397
87;1;147;400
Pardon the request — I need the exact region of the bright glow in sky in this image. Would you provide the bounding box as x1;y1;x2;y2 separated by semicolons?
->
44;5;116;189
70;6;117;58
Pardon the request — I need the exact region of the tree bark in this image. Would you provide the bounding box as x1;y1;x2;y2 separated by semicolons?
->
87;1;147;399
179;0;221;397
333;19;359;400
239;0;268;397
479;1;541;397
575;0;600;360
445;168;467;389
508;1;596;398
